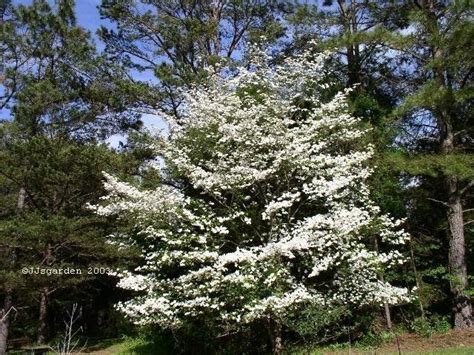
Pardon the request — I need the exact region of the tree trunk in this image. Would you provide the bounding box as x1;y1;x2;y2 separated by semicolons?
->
338;0;361;87
373;237;393;329
37;239;53;344
266;317;283;355
447;177;473;328
272;321;283;355
0;187;26;353
383;303;393;330
409;237;426;320
438;87;472;328
37;287;49;344
0;292;13;355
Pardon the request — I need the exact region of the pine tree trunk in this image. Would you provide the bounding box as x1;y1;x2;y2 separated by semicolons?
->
443;135;472;328
438;95;472;328
37;239;53;344
447;176;473;328
337;0;361;87
37;287;49;344
0;187;26;353
0;292;12;355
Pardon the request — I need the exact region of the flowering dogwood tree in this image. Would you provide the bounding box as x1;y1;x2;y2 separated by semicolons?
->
94;45;410;353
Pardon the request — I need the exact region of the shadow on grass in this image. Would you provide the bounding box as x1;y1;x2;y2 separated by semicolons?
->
86;336;173;355
125;341;171;355
84;337;125;351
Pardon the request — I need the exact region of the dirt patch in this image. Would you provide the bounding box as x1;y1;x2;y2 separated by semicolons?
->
377;329;474;353
321;329;474;354
312;330;474;354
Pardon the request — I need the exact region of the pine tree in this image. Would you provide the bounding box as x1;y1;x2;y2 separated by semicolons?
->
386;0;473;328
0;0;144;347
0;129;131;343
99;0;289;115
1;0;141;136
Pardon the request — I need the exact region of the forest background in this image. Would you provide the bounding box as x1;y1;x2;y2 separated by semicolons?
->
0;0;472;354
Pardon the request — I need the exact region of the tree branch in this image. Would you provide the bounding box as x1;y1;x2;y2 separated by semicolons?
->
427;197;449;208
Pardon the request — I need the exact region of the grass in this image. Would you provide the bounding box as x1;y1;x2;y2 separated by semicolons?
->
87;338;474;355
62;328;474;354
86;336;171;354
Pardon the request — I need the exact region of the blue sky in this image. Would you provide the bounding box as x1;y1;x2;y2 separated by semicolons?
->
73;0;103;32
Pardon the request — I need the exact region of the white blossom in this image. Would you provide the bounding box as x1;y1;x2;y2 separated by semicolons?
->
95;44;410;330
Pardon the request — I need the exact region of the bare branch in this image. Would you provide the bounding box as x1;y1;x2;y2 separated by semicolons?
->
460;180;474;196
427;197;449;208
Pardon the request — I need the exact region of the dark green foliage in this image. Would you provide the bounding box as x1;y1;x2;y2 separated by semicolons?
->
356;330;395;348
411;315;451;338
385;152;474;180
0;126;143;341
285;304;351;344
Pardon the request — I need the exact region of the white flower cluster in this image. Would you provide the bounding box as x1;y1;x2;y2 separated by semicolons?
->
95;44;410;330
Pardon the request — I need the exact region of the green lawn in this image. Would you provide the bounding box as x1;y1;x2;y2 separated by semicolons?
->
86;336;171;354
